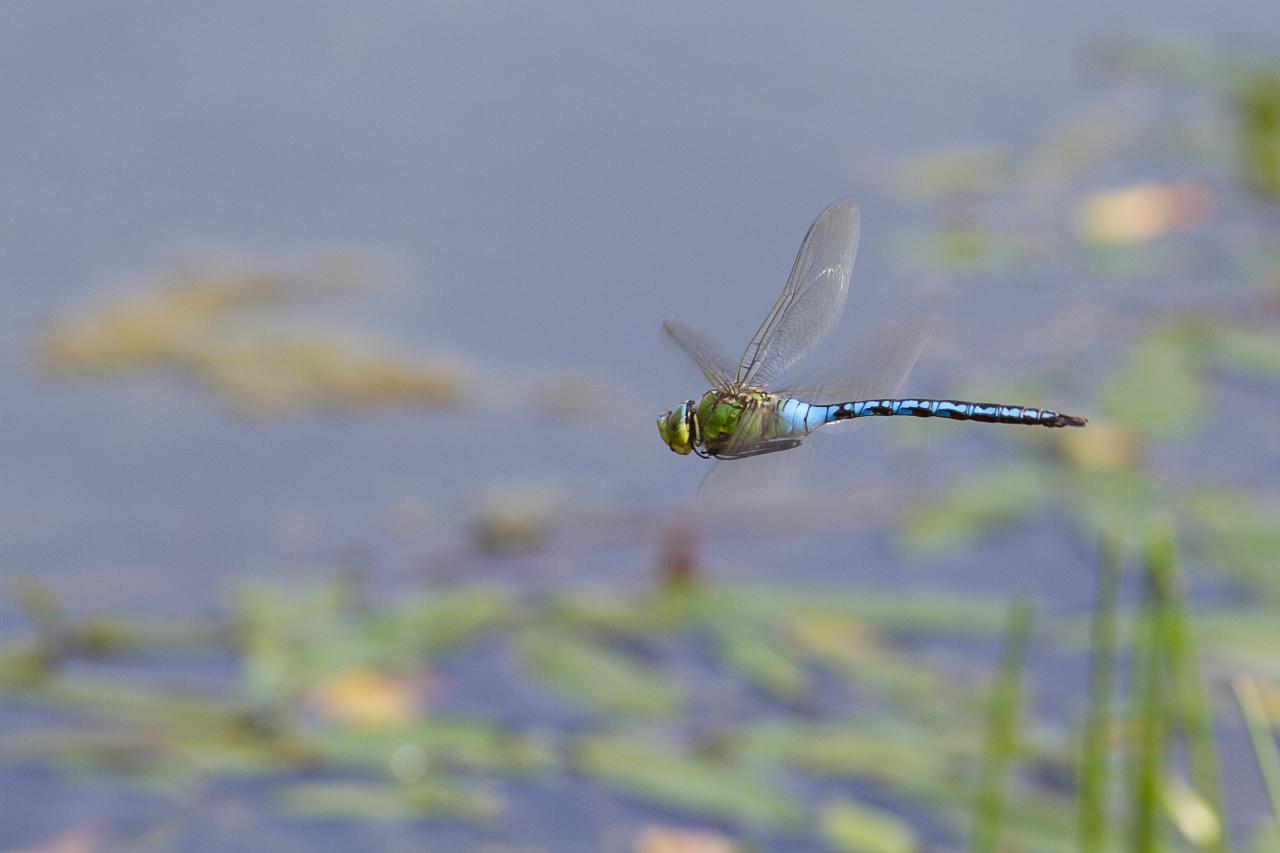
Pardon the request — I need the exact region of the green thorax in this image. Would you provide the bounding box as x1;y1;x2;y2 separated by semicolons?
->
695;388;778;452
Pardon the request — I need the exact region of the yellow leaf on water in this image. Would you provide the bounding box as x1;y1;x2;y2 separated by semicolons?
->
633;825;740;853
788;613;879;665
307;667;422;728
1076;181;1213;245
1162;778;1221;848
821;797;918;853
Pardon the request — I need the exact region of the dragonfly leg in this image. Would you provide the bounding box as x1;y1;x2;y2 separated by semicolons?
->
712;439;803;460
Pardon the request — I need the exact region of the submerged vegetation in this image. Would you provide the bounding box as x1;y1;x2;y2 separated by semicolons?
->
33;255;468;417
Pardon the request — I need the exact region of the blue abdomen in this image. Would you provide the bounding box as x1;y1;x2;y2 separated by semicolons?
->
779;396;1087;431
775;398;836;435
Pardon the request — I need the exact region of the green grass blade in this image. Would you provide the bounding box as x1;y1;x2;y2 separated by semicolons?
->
1131;527;1171;853
970;596;1034;853
1079;534;1122;853
1146;521;1227;851
1233;675;1280;838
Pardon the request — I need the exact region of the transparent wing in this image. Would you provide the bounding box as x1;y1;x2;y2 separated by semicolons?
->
663;318;736;389
775;317;934;404
737;198;860;388
697;439;816;511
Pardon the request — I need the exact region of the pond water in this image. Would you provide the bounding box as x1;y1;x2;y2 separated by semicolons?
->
2;3;1279;851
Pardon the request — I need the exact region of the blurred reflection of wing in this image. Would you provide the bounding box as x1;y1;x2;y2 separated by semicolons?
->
737;199;859;389
776;317;934;404
663;318;736;389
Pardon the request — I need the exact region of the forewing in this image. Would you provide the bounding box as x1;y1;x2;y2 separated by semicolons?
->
737;198;860;388
663;318;735;389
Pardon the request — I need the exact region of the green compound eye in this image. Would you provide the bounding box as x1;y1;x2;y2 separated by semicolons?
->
657;404;694;454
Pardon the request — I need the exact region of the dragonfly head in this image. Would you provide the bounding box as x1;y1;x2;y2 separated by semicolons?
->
657;400;699;455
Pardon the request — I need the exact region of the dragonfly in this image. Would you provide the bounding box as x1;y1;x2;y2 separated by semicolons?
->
657;197;1086;461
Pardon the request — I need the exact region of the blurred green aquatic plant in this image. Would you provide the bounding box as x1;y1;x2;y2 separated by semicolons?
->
7;516;1280;847
714;621;809;701
896;310;1280;589
307;718;553;776
1095;321;1206;438
889;145;1015;202
35;257;358;373
1234;676;1280;841
969;598;1033;853
820;797;918;853
0;568;1021;843
1179;487;1280;601
898;461;1049;553
574;734;802;830
234;578;515;714
1097;36;1280;200
519;626;682;718
33;255;468;418
1236;71;1280;199
554;580;1003;714
885;39;1280;303
957;525;1280;851
1136;522;1227;851
276;779;502;822
1078;536;1120;851
0;575;540;819
193;329;468;417
873;39;1280;678
887;217;1027;276
731;718;980;806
